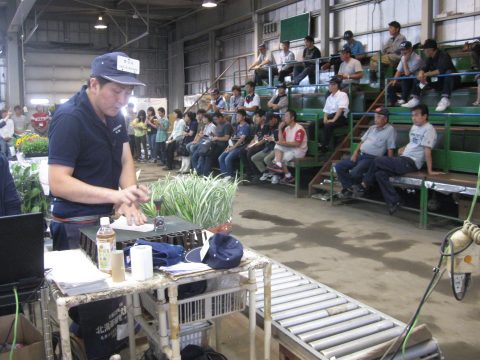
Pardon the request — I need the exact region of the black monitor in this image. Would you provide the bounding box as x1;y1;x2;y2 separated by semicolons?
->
0;213;44;293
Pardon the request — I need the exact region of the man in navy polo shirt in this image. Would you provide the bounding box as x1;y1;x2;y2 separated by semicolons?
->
48;52;150;359
49;52;150;251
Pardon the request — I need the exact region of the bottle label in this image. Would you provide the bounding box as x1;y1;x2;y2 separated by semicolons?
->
98;242;113;271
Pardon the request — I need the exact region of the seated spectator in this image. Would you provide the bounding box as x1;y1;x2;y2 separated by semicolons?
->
369;21;406;83
0;153;21;216
240;110;267;181
195;112;233;176
370;104;439;215
0;109;14;157
146;107;158;163
248;43;277;86
206;88;226;113
402;39;459;112
253;113;280;183
266;109;308;185
334;107;396;198
322;31;365;73
132;110;148;161
218;110;251;179
190;111;216;171
228;85;245;125
267;84;289;113
155;107;169;165
337;46;364;92
238;81;260;118
387;41;424;106
290;36;322;85
321;76;349;152
12;105;29;135
468;40;480;105
30;105;50;136
178;111;198;174
164;109;186;171
278;41;296;85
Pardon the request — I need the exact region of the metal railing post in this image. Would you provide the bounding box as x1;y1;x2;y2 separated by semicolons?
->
315;58;320;85
268;66;272;87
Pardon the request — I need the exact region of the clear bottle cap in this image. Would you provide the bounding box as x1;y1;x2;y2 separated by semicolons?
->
100;217;110;226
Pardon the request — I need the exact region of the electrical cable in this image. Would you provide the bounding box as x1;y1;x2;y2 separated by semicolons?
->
9;287;19;360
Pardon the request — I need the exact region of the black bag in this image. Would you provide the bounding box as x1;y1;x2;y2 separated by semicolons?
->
197;139;212;155
176;140;190;156
181;345;228;360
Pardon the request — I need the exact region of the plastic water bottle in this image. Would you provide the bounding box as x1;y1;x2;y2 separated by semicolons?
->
96;217;116;274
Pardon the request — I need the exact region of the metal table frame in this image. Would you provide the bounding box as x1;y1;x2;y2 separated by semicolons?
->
48;249;272;360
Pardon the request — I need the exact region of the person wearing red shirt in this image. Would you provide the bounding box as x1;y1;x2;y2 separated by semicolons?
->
30;105;50;136
267;109;308;184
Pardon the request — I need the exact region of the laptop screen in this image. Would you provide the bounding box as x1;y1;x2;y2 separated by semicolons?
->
0;213;44;289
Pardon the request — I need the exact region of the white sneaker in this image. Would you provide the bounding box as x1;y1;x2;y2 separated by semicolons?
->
271;175;280;184
401;97;420;108
223;175;232;181
396;99;406;105
435;97;450;112
259;173;272;181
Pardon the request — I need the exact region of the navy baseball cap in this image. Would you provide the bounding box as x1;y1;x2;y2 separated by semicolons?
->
374;106;390;117
329;76;342;85
185;233;244;269
341;44;352;53
400;41;412;50
91;52;145;86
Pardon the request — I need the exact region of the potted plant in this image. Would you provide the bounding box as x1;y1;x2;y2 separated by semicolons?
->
10;163;50;214
15;134;49;158
141;173;239;231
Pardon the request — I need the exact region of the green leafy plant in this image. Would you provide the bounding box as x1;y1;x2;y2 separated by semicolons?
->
142;173;239;229
20;137;49;156
10;163;49;214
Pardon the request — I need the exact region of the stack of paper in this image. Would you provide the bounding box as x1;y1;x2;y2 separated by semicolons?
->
110;216;154;232
159;262;211;276
44;250;110;296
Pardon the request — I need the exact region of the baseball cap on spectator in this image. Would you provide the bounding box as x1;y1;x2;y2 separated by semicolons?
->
343;30;354;40
185;233;244;269
399;41;412;50
209;88;220;94
258;43;266;49
388;21;401;30
341;45;352;54
423;39;438;50
277;83;287;89
375;106;390;118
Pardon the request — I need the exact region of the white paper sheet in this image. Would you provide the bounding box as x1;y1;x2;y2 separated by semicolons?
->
110;215;154;232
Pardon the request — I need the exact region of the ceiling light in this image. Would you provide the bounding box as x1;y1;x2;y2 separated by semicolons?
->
202;0;217;8
94;15;108;30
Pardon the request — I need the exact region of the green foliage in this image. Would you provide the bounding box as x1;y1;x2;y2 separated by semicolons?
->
10;163;49;214
142;174;239;229
21;137;49;156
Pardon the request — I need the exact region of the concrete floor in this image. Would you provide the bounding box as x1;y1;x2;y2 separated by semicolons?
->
138;164;479;360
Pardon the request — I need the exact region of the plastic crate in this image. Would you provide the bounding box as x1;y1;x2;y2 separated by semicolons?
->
177;285;247;325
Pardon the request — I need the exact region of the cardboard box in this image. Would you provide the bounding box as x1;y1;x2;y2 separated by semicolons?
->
0;314;46;360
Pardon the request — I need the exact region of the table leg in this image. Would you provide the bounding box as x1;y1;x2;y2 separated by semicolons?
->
40;286;54;360
157;289;170;352
168;286;181;360
248;268;257;360
263;264;272;360
126;294;136;360
56;299;72;360
214;318;222;351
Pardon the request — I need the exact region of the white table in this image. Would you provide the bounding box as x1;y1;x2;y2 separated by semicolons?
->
47;249;272;360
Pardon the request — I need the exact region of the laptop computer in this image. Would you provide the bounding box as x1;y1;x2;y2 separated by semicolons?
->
0;213;45;297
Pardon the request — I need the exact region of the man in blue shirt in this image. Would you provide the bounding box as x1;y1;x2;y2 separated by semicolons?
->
48;52;150;249
218;109;251;179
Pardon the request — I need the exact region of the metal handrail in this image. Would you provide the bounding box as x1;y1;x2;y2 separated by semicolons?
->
386;71;480;81
351;111;480;117
437;37;479;45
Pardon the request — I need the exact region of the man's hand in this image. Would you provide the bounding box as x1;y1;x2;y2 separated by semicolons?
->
277;140;286;146
112;184;150;207
390;80;398;87
428;170;444;176
225;146;231;153
116;203;148;226
350;153;358;162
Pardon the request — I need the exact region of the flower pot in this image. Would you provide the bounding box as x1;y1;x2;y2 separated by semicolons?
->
24;152;48;158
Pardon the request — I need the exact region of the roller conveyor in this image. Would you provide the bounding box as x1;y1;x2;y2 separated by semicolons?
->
247;262;443;360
